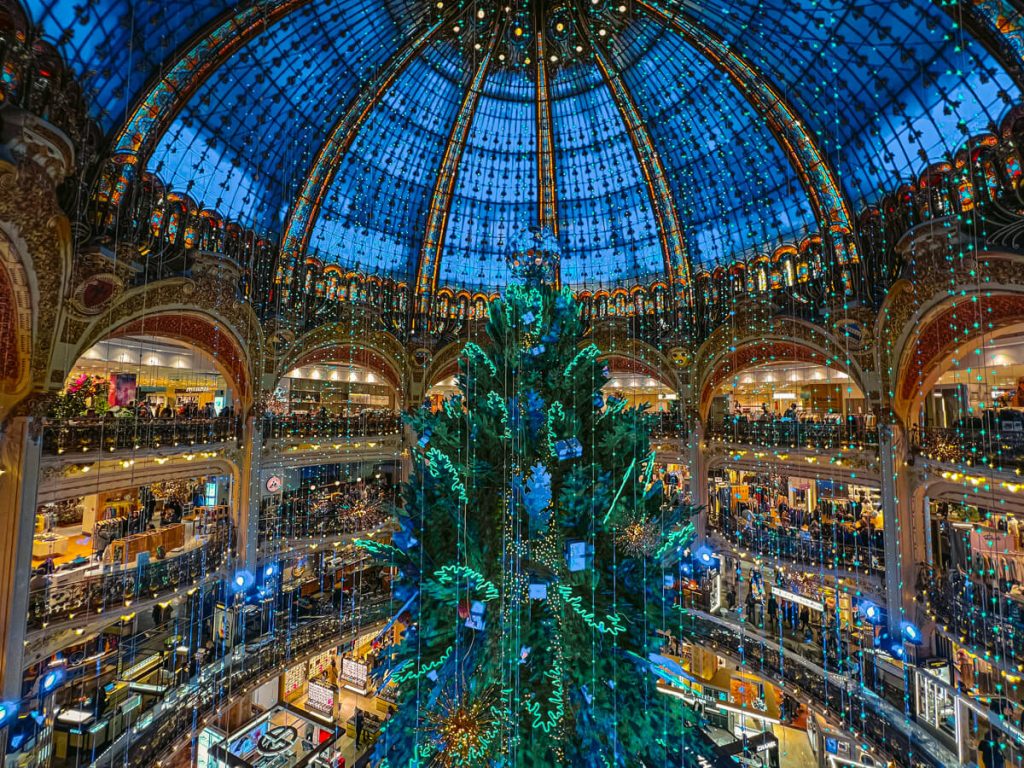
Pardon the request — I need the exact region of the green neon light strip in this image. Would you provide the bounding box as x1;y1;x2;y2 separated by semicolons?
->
462;342;497;376
426;448;468;504
564;344;600;378
557;585;625;635
601;457;637;525
546;401;566;457
433;564;500;602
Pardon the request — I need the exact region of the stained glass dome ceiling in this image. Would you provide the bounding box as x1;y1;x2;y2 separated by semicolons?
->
28;0;1018;290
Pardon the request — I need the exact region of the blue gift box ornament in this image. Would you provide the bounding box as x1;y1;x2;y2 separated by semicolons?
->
465;600;486;631
554;437;583;461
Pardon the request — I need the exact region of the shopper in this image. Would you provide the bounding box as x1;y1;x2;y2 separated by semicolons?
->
767;592;778;627
354;707;365;749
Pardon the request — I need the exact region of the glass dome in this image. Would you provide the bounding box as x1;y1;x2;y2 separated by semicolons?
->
27;0;1016;291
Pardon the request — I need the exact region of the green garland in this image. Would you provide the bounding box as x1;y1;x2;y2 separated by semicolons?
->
433;564;500;602
556;584;625;635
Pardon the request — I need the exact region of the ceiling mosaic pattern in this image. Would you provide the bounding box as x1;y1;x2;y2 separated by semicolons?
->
26;0;1019;288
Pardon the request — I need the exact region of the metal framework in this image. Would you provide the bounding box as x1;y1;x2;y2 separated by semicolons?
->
589;41;693;303
535;27;560;287
412;20;505;323
109;0;313;164
636;0;858;260
277;12;456;297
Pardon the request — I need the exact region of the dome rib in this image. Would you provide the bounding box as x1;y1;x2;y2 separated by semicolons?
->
278;9;458;296
109;0;313;166
636;0;857;257
412;17;507;324
585;26;692;303
535;32;560;286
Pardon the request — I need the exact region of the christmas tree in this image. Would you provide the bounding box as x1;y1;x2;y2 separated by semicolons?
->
365;232;710;767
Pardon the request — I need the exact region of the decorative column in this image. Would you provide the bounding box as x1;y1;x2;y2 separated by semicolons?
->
689;418;708;543
235;409;264;571
0;415;43;699
879;422;922;639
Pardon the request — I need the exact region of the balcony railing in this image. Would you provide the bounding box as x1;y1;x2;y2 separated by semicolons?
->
912;425;1024;473
649;411;688;440
708;419;878;450
262;412;401;441
922;572;1024;663
718;513;885;574
259;502;391;548
28;527;232;630
42;416;240;456
682;613;953;768
94;594;393;768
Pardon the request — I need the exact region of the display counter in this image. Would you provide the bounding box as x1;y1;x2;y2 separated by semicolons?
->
32;533;69;558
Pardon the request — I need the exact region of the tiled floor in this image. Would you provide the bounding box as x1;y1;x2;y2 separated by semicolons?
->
774;724;818;767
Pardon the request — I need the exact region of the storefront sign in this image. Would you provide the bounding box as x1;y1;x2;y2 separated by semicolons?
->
265;475;283;493
772;586;824;612
256;724;298;756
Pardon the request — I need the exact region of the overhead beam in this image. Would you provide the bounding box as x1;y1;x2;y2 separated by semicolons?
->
636;0;858;261
276;13;455;300
412;24;504;324
589;43;693;303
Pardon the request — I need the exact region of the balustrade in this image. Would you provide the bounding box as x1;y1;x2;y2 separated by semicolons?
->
682;614;951;768
28;526;232;630
95;594;393;767
262;412;401;441
42;416;240;456
913;424;1024;472
718;512;885;574
708;419;878;450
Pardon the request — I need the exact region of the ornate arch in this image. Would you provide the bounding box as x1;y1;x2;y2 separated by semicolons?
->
590;332;682;394
422;341;467;392
278;322;408;397
0;131;75;398
877;244;1024;423
0;227;35;405
694;318;869;421
69;281;263;409
889;291;1024;424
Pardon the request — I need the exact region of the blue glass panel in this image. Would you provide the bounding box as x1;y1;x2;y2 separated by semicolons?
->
26;0;233;129
148;0;403;231
615;18;810;266
685;0;1015;202
550;61;665;288
306;41;465;278
438;67;535;290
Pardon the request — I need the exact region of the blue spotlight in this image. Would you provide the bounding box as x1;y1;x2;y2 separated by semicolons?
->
231;569;255;594
859;600;884;626
39;667;65;696
694;545;718;569
263;563;278;579
0;701;17;726
901;620;923;645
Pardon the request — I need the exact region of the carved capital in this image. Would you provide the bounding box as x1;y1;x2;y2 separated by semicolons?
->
0;106;75;182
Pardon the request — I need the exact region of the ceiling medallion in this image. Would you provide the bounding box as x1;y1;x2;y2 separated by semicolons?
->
432;0;633;69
